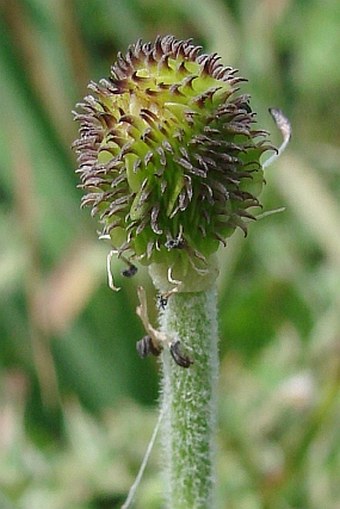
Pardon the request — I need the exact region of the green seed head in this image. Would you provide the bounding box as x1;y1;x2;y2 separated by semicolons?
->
74;35;272;290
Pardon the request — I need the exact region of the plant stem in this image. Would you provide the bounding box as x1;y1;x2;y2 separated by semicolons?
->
159;287;219;509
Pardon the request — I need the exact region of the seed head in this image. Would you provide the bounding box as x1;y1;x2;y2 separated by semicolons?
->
73;36;272;289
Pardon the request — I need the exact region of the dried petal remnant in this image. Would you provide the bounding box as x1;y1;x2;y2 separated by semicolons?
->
74;35;271;282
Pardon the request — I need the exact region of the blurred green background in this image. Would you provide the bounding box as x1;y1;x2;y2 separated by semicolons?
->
1;0;340;508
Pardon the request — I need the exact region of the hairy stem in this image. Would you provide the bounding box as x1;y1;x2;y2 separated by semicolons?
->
159;288;219;509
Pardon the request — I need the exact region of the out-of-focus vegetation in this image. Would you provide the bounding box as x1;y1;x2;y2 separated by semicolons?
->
0;0;340;508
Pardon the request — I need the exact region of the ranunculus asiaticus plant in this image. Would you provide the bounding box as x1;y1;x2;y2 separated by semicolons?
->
73;36;286;509
73;35;272;292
